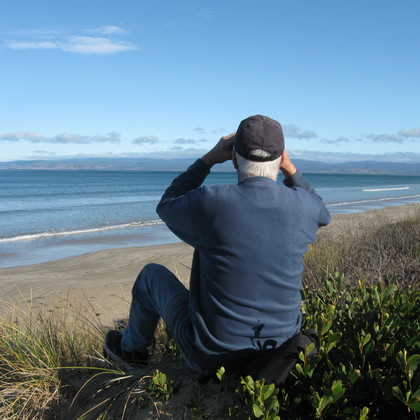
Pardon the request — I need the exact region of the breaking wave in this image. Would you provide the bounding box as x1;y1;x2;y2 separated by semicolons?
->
0;220;164;243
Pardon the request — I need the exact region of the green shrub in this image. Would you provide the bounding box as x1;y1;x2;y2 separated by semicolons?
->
149;369;174;401
275;273;420;419
237;375;280;419
217;274;419;419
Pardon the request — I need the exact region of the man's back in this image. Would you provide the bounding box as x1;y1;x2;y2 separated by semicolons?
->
157;159;330;370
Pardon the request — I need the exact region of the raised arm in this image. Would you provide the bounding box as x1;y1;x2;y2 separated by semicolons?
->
156;133;235;243
280;150;330;226
157;133;235;212
279;150;297;178
201;133;235;168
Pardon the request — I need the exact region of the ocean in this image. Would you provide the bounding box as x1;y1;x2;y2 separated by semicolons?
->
1;170;419;268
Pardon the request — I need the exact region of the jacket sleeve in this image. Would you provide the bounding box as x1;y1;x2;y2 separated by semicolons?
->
283;171;331;227
156;159;210;244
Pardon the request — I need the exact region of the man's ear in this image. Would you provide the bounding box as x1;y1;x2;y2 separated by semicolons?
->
232;151;238;170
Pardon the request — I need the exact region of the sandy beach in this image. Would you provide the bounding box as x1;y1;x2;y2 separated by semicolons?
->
0;203;418;325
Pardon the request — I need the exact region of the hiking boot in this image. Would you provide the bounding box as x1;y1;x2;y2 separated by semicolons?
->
104;330;149;371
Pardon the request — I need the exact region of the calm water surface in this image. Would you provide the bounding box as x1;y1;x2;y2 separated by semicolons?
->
1;170;419;268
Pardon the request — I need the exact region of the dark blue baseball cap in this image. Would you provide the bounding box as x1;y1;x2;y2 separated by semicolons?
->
234;115;284;162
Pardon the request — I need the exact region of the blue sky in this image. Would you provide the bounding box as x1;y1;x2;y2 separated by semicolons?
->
1;0;419;163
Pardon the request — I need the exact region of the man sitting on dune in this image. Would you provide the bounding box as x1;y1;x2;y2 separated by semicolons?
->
104;115;330;376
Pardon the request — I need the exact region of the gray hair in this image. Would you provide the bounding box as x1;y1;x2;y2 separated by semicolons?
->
235;149;280;181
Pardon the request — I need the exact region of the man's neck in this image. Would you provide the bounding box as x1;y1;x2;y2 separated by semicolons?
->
237;173;278;183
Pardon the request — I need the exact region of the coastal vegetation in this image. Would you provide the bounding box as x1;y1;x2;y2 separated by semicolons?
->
0;211;419;419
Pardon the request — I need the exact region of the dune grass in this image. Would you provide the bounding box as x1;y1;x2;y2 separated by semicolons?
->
0;299;107;419
303;207;420;289
0;208;419;419
0;299;181;419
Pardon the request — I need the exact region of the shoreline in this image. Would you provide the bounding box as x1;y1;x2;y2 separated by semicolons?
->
2;200;419;270
0;203;418;325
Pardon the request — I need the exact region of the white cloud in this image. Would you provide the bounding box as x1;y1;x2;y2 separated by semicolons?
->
71;143;203;159
319;129;419;146
62;36;136;55
283;124;317;139
289;149;420;163
131;136;159;144
175;138;197;144
33;150;57;156
5;27;137;55
323;136;351;144
0;131;121;144
137;148;208;158
366;133;403;143
7;29;61;37
399;128;420;137
87;26;127;35
7;41;57;50
0;131;43;142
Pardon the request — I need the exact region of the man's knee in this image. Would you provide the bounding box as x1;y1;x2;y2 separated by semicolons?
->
132;263;166;296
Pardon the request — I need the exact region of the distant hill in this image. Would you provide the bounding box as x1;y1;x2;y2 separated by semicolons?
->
0;157;419;175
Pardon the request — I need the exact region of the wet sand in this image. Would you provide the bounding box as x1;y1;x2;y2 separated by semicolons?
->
0;203;418;325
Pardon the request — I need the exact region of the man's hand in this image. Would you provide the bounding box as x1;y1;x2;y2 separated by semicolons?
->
202;133;235;168
280;150;297;178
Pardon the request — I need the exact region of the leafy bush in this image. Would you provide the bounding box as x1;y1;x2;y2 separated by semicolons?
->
273;273;420;419
237;375;280;419
149;369;174;401
213;275;418;419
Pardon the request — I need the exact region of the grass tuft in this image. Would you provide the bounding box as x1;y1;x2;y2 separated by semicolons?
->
303;208;420;289
0;300;105;419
